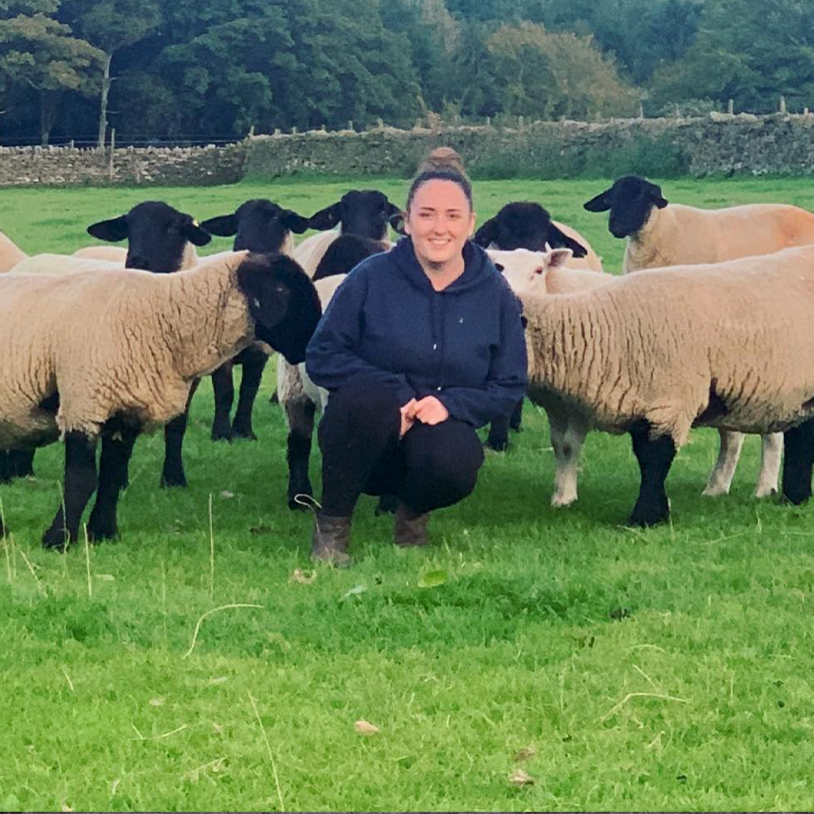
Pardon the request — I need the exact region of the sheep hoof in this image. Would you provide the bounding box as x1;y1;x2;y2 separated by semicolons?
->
485;437;509;452
211;424;233;442
701;484;729;497
627;498;669;527
551;494;576;508
754;484;778;498
87;516;118;541
288;490;314;511
232;427;258;441
375;494;399;515
42;526;69;551
161;470;188;489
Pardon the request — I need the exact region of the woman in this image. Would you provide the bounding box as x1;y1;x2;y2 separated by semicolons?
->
305;167;528;565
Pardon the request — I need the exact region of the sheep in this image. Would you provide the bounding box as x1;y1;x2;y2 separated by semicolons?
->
0;229;28;272
512;243;814;527
584;174;814;499
278;235;389;509
0;251;321;549
293;189;401;277
195;199;311;441
474;202;603;271
4;201;212;487
72;246;128;262
473;201;604;451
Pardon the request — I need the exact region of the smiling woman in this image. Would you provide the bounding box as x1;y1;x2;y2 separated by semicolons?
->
304;164;529;565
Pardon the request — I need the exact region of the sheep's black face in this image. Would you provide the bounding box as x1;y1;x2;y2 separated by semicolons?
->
87;201;212;273
307;190;401;240
474;202;589;257
237;254;322;365
583;176;669;239
312;234;388;281
201;199;310;253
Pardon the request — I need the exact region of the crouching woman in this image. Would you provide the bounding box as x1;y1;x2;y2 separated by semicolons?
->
305;168;528;565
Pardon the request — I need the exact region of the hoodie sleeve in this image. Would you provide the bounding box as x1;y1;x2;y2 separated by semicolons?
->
435;286;528;428
305;270;417;406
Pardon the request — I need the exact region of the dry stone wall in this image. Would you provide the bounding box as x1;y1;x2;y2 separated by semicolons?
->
2;113;814;186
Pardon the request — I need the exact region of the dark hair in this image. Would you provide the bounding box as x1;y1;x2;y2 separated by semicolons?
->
406;169;474;212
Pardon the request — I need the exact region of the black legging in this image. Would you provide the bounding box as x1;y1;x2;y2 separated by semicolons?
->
318;377;485;517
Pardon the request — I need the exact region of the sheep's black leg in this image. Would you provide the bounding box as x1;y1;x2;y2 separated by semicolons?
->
375;493;400;515
509;397;524;432
87;419;140;541
0;451;11;484
782;419;814;505
8;449;35;478
42;431;98;550
486;414;510;451
210;364;235;442
286;398;316;510
232;349;268;440
628;420;676;527
161;379;199;488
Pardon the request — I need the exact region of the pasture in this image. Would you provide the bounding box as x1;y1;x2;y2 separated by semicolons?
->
2;177;814;811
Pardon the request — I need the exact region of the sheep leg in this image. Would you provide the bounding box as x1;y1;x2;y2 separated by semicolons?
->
509;398;524;431
161;379;200;488
548;409;588;507
0;451;10;484
42;430;98;550
8;449;35;479
375;493;400;515
628;421;676;527
702;430;745;496
755;432;783;498
486;414;511;451
210;363;235;441
286;397;316;510
232;350;268;440
87;420;140;541
781;419;814;505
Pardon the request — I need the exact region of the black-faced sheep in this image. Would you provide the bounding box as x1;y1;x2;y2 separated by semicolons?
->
0;252;321;549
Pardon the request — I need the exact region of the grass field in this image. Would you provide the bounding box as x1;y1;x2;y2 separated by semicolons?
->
2;177;814;812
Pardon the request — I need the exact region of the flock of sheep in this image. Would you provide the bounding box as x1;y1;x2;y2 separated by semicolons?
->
2;173;814;550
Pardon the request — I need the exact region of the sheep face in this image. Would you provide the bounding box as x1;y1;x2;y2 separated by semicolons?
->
312;234;389;282
306;190;401;240
487;247;573;295
583;175;669;239
87;201;212;274
474;202;588;257
200;199;310;253
236;253;322;365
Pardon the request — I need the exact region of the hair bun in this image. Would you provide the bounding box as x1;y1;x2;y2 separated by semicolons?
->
418;146;467;176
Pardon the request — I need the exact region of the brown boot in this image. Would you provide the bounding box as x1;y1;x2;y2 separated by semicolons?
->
311;513;352;566
394;503;430;547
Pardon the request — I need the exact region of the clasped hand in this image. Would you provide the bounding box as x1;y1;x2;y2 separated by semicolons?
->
399;396;449;437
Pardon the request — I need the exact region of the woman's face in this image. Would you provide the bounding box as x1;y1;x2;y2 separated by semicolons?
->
405;179;476;269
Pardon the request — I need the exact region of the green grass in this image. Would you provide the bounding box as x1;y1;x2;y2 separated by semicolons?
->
2;178;814;811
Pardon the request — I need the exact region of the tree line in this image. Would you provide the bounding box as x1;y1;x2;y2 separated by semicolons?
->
1;0;812;146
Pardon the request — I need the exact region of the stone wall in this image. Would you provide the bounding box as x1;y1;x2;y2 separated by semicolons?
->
0;142;248;187
2;113;814;186
244;113;814;180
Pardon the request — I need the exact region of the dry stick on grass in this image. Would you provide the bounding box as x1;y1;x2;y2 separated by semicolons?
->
248;692;285;812
599;692;689;723
132;723;189;741
83;524;92;600
208;492;215;601
18;546;46;597
182;604;264;659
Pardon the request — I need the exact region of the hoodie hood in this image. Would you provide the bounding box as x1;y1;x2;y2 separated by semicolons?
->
391;236;498;294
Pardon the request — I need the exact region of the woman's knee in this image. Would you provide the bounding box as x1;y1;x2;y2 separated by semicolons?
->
405;422;484;493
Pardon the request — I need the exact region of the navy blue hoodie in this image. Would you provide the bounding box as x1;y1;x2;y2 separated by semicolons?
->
305;237;528;428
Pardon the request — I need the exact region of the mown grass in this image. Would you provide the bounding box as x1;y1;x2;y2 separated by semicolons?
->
1;178;814;811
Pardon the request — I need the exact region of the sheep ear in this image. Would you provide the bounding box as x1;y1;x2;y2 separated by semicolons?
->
182;221;212;246
583;189;612;212
280;209;311;234
653;194;669;209
473;217;499;247
547;223;588;258
87;215;129;242
237;261;291;329
389;211;406;235
546;248;573;269
199;214;238;236
307;202;342;231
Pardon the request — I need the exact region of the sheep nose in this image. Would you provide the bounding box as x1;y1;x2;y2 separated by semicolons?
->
126;254;149;269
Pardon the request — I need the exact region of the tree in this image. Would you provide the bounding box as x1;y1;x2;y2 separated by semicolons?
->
0;5;103;143
58;0;161;146
486;22;638;120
